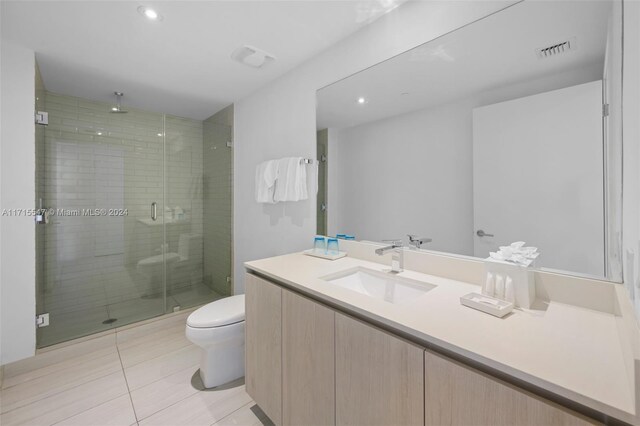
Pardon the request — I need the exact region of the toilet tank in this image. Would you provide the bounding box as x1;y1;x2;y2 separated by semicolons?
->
178;233;203;261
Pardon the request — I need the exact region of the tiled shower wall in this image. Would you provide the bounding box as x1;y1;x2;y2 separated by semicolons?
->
165;114;205;290
202;105;233;296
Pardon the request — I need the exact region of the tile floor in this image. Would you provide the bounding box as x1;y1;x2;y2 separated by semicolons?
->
1;309;271;426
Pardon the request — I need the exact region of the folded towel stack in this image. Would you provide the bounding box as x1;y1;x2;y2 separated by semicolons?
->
488;241;539;267
255;157;310;203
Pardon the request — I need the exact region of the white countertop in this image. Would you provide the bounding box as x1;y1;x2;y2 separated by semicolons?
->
245;252;636;423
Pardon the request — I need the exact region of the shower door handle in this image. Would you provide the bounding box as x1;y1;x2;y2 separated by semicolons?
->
151;202;157;221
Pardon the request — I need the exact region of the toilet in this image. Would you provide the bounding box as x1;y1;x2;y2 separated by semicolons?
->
137;233;203;296
185;294;245;388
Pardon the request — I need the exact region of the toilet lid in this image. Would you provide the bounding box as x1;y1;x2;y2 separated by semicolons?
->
187;294;245;328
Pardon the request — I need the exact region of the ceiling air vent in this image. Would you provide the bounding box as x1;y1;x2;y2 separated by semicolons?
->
535;37;577;59
231;45;276;69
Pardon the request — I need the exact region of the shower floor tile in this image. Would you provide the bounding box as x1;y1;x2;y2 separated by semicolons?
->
37;265;224;348
0;308;268;426
107;298;165;327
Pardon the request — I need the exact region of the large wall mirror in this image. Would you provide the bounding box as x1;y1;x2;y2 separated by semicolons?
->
316;0;623;282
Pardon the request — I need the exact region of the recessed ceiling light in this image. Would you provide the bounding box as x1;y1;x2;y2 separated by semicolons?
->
157;133;163;137
111;107;119;111
357;97;367;104
97;131;103;136
137;6;162;21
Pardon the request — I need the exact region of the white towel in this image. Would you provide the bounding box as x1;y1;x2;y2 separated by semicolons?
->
274;157;308;202
255;160;279;203
264;159;279;189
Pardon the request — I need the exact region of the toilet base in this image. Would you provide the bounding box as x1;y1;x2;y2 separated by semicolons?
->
199;339;245;388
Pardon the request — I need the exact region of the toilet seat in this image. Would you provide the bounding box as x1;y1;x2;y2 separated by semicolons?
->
187;294;245;328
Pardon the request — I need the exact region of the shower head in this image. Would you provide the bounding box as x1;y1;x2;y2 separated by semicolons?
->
110;91;128;113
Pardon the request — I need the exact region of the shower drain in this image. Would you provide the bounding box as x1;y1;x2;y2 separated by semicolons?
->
102;318;117;325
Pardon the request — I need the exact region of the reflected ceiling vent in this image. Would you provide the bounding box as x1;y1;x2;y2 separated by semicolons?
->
535;37;577;59
231;45;276;69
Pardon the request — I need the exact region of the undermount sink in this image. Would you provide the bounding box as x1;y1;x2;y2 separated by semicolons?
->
320;267;436;305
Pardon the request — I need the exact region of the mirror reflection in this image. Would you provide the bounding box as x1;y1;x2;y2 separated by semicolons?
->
317;0;622;281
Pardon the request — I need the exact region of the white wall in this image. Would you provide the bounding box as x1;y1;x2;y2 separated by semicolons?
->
0;40;36;364
0;4;3;369
330;100;475;254
233;0;516;293
622;0;640;319
604;0;624;283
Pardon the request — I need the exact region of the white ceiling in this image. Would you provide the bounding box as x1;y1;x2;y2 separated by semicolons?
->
1;0;401;120
317;0;612;129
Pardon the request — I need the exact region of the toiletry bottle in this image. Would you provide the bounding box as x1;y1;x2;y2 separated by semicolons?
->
484;272;495;296
505;276;515;304
495;274;505;300
175;206;184;221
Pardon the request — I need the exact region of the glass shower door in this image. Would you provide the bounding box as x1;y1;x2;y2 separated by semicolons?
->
161;113;225;311
35;92;167;347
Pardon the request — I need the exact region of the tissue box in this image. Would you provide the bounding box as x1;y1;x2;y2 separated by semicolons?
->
484;259;536;309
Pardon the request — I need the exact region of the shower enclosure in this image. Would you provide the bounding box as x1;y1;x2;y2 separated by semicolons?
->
35;66;233;347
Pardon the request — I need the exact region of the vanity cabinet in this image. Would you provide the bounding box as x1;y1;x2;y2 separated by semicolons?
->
245;272;600;426
245;273;282;425
282;289;335;425
335;313;424;425
424;350;599;426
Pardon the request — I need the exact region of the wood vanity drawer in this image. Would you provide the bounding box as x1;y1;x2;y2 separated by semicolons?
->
335;312;424;425
424;349;601;426
245;273;282;425
282;289;335;425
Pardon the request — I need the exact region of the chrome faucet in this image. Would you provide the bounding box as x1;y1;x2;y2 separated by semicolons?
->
375;240;404;273
408;234;432;250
